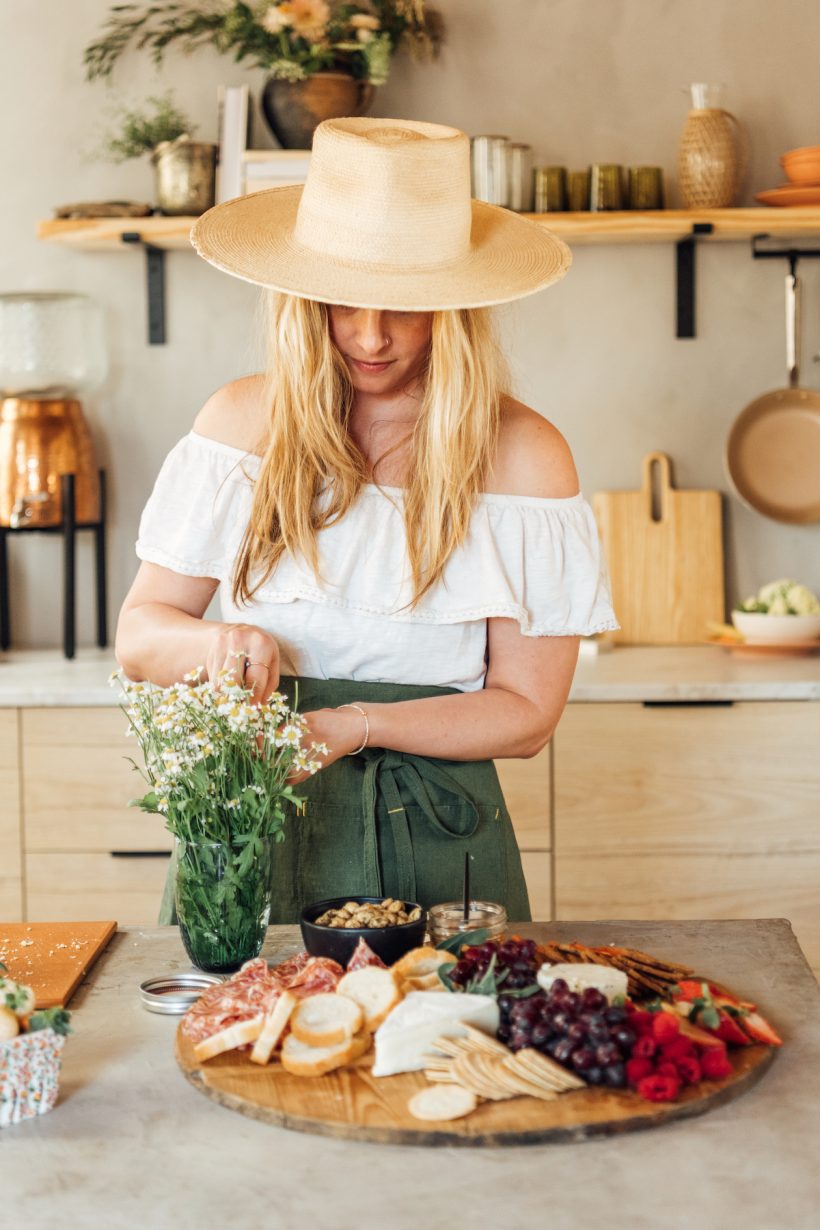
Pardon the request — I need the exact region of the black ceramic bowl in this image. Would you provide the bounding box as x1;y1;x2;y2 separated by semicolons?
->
300;896;427;967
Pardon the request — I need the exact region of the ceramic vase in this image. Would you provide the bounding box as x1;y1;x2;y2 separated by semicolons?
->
261;72;374;149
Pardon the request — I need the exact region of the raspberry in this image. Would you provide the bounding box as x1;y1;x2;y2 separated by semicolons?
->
656;1062;679;1080
629;1011;655;1036
701;1047;733;1081
625;1056;654;1085
636;1073;681;1103
633;1035;657;1060
660;1037;696;1064
675;1056;702;1086
652;1013;681;1044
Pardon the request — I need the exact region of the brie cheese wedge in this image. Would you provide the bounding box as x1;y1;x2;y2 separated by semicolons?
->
372;991;499;1078
536;963;628;1002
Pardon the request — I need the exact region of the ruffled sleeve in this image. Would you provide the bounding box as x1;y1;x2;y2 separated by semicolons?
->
135;432;254;580
427;492;619;637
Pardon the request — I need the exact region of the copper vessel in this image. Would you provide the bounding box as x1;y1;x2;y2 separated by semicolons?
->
0;397;100;527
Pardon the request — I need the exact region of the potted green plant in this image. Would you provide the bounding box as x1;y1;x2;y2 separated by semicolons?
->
99;92;217;214
84;2;444;148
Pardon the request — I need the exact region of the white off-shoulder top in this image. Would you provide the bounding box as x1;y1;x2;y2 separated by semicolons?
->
136;432;618;692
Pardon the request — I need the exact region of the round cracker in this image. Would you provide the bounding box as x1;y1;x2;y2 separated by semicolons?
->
408;1084;478;1122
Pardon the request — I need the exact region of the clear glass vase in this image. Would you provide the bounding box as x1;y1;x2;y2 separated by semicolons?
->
174;837;273;973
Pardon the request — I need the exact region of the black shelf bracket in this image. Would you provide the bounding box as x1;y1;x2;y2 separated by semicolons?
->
121;231;166;344
751;232;820;273
676;222;714;339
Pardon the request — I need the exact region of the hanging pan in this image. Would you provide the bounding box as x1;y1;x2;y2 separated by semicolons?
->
725;265;820;523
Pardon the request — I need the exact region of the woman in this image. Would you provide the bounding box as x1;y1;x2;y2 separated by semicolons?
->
116;117;617;923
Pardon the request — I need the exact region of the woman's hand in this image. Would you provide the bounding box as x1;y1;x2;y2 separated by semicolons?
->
287;705;368;783
204;623;281;703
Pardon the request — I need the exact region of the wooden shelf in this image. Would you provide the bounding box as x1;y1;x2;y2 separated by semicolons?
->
527;207;820;244
37;216;198;251
37;207;820;252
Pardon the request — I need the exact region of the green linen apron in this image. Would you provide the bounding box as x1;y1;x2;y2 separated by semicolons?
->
158;676;531;926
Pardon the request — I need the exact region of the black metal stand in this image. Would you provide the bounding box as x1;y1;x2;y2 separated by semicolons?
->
751;233;820;271
0;469;107;660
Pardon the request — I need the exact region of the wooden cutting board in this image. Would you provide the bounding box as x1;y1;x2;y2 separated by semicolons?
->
175;1028;774;1146
0;921;117;1008
593;452;725;644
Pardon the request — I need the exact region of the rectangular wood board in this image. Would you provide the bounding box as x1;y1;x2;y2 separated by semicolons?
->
593;452;724;644
0;920;117;1007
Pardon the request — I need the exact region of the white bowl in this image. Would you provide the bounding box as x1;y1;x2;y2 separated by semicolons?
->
731;610;820;643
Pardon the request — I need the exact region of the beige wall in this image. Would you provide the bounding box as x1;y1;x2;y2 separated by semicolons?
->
3;0;819;648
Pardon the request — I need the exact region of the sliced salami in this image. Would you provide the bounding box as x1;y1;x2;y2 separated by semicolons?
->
346;938;387;971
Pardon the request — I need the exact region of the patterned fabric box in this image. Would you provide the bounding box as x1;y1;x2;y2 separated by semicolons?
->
0;1028;65;1126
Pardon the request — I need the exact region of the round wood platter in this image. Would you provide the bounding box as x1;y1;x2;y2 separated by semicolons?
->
175;1027;776;1147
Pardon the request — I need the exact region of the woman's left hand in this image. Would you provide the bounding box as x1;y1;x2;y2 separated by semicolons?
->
288;705;368;783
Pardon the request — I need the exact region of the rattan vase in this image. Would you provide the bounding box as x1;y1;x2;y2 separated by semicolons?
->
677;86;742;208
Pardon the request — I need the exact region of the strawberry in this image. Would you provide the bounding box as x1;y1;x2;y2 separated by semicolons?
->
652;1012;680;1044
736;1010;783;1047
700;1046;733;1081
714;1010;754;1047
628;1010;655;1036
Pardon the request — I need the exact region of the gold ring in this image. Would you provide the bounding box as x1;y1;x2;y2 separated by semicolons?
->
244;659;269;672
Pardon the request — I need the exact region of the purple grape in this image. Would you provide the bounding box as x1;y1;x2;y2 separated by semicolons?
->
605;1006;627;1026
585;1065;605;1086
567;1021;588;1044
548;978;569;998
509;1028;531;1052
463;946;481;962
551;1010;573;1033
563;992;582;1015
594;1042;621;1067
497;1025;511;1044
571;1047;595;1072
479;942;497;960
612;1026;637;1051
498;994;514;1016
531;1022;551;1048
603;1062;626;1088
506;972;531;990
581;988;608;1013
551;1038;574;1065
519;939;537;961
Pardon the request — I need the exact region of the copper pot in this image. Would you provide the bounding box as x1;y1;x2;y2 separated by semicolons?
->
0;397;100;527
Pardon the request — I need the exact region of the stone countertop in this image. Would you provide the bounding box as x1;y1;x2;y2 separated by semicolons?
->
2;920;820;1230
1;645;819;705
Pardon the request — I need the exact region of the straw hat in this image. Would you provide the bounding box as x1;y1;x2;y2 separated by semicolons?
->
191;117;571;310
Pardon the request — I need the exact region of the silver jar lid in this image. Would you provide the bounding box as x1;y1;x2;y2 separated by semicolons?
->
140;971;224;1015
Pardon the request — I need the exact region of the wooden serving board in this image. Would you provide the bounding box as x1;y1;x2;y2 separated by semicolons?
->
175;1028;775;1147
593;452;724;644
0;921;117;1008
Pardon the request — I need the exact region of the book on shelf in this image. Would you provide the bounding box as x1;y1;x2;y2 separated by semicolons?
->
241;149;311;193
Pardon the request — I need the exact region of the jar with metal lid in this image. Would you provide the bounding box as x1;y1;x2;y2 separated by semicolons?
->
427;900;508;946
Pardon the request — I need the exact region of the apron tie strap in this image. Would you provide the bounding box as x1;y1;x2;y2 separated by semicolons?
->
359;749;482;903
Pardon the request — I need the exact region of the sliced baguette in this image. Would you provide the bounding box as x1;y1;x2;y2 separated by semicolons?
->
392;946;456;982
337;967;402;1032
290;992;363;1047
194;1015;264;1063
250;991;297;1066
280;1028;370;1078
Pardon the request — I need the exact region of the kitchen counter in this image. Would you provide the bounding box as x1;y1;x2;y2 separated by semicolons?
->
2;920;819;1229
1;644;819;705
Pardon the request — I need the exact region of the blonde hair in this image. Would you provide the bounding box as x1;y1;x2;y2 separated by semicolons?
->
232;292;510;608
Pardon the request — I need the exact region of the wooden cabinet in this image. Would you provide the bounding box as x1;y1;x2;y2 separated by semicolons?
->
0;711;22;918
496;748;552;918
20;708;171;923
553;701;820;969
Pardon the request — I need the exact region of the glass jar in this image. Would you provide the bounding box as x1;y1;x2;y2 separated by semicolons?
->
470;135;510;206
0;292;107;399
427;900;508;946
175;837;274;973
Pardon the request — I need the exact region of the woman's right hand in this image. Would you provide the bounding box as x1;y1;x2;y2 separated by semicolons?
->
204;623;281;703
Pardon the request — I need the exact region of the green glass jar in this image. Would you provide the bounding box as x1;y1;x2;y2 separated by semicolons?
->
174;836;273;973
533;166;567;212
590;163;624;211
567;169;591;211
628;166;665;209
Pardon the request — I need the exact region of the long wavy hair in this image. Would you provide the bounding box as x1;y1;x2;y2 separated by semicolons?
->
232;292;510;608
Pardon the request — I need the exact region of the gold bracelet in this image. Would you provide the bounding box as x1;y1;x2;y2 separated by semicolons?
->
337;703;370;755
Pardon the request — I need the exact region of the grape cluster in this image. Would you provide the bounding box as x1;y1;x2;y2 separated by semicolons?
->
498;978;636;1089
447;938;540;991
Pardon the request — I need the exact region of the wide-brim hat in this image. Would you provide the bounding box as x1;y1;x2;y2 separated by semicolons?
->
191;117;571;311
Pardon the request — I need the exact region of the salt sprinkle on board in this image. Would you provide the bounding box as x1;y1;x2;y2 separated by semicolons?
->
0;922;117;1008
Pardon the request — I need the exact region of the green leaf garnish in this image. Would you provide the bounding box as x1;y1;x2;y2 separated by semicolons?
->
28;1007;72;1036
434;928;491;955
